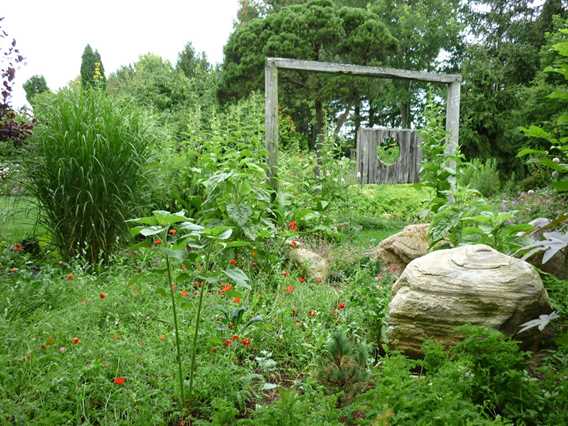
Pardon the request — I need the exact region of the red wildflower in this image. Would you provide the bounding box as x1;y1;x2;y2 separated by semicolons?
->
231;335;240;341
286;285;295;294
229;258;237;266
180;290;189;298
220;283;233;294
289;239;298;249
65;273;74;281
113;377;127;385
13;243;24;253
168;228;177;236
308;309;317;317
282;271;289;277
153;239;161;245
240;337;251;347
99;292;107;300
297;276;305;283
71;337;81;345
337;303;346;310
232;296;241;304
224;339;233;347
288;220;298;232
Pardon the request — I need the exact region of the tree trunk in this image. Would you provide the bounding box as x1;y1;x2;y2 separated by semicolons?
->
399;81;412;128
314;97;324;178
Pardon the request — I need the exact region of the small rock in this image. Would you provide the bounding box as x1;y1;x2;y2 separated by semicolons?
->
288;245;330;283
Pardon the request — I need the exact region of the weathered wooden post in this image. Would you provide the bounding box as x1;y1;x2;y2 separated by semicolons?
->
265;60;278;192
445;80;461;200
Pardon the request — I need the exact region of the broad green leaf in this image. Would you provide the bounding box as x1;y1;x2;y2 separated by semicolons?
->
552;180;568;192
224;267;251;289
158;248;187;261
140;226;166;237
152;210;190;226
227;203;253;227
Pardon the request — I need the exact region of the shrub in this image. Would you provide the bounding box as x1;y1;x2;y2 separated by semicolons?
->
26;88;152;263
459;158;501;197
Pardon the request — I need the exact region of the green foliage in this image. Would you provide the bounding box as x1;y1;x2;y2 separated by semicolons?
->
318;331;369;405
26;88;152;263
23;74;49;104
459;158;502;197
80;44;106;89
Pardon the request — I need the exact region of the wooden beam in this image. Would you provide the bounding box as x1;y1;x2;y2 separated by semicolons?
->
267;57;461;84
265;62;279;191
445;80;461;199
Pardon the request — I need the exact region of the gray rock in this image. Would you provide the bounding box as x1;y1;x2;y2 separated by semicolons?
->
289;243;330;283
387;244;552;356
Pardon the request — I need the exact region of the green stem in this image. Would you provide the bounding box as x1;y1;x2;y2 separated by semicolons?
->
166;255;185;408
188;270;207;401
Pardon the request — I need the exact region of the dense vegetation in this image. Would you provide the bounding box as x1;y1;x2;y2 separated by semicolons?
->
1;1;567;424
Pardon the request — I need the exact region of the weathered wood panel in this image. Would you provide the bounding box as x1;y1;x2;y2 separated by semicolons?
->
357;127;422;184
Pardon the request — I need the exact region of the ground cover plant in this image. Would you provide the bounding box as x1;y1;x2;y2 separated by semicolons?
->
2;2;568;424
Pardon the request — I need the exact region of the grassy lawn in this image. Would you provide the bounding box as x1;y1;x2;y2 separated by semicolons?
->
0;196;39;242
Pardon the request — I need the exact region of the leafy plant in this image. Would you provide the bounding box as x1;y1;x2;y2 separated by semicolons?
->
27;88;152;263
459;158;501;197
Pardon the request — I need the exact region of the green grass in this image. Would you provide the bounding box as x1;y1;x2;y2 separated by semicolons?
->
0;196;39;242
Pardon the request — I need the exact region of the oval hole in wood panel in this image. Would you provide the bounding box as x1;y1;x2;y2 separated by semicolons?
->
377;136;400;166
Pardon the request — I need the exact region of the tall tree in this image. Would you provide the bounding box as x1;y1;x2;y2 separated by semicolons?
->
80;44;106;89
176;42;210;79
23;75;49;103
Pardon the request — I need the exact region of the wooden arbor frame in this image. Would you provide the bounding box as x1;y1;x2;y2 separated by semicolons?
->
264;57;462;191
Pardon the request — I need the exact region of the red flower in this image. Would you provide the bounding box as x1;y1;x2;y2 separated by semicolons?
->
232;296;241;304
240;337;251;347
288;220;298;232
220;283;233;294
99;292;107;300
13;243;24;253
113;377;127;385
71;337;81;345
289;240;298;249
297;276;305;283
224;339;233;347
168;228;177;236
229;258;237;266
231;335;240;341
65;273;75;281
286;285;295;294
180;290;189;298
153;239;161;245
308;309;317;317
282;271;289;277
337;303;346;310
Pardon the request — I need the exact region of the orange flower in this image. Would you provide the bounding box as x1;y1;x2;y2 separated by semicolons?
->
229;258;237;266
168;228;177;236
240;337;251;347
180;290;189;297
13;243;24;253
220;283;233;294
337;303;346;310
99;292;107;300
159;335;166;342
224;339;233;347
9;267;17;273
308;309;317;317
286;285;295;294
231;335;240;341
297;276;305;283
289;240;298;249
65;273;74;281
288;220;298;232
71;337;81;345
153;239;161;245
232;296;241;304
113;377;127;385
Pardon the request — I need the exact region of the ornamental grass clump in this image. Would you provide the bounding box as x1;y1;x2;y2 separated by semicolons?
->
27;88;151;263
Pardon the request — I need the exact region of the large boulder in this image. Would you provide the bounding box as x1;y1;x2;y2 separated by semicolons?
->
387;244;552;356
289;243;330;283
373;224;429;275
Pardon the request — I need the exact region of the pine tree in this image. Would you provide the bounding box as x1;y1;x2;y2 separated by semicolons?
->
80;44;106;89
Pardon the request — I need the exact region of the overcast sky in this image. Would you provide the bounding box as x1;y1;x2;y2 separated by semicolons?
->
2;0;240;107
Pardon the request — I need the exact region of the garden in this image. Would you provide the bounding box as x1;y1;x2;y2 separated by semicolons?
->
1;1;568;425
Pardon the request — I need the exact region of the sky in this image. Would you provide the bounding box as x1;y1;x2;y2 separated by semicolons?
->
2;0;240;107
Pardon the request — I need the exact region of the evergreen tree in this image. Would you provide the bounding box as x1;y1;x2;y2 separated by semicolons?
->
80;44;106;89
